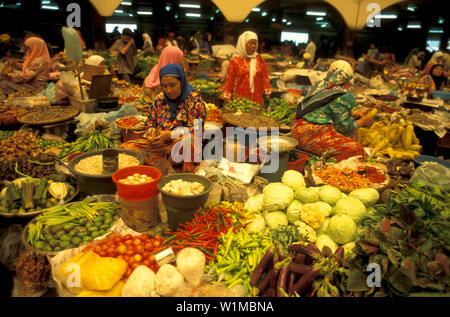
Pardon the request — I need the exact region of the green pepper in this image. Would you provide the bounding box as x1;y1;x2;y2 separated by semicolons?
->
49;240;60;248
87;226;98;233
83;236;93;243
63;223;75;232
60;234;70;242
55;231;65;239
51;225;64;234
91;231;101;238
93;216;104;223
77;231;88;238
60;241;70;249
44;234;55;242
71;237;82;246
35;241;45;250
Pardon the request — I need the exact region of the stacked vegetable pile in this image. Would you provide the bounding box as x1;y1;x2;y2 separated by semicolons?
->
189;79;222;97
25;198;120;253
0;129;42;161
0;174;76;214
0;155;56;184
224;97;261;112
359;115;421;159
58;127;118;161
0;130;16;141
135;55;159;80
263;98;296;125
205;103;223;124
346;182;450;297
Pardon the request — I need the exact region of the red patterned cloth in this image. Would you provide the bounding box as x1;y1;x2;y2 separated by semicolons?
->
223;55;271;105
291;118;366;162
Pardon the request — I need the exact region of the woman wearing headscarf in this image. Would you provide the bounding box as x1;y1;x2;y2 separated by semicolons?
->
223;31;271;105
419;64;448;95
0;36;50;94
291;60;375;162
166;32;178;48
424;51;445;75
139;46;184;108
142;33;154;53
143;63;206;171
55;55;107;103
406;50;425;71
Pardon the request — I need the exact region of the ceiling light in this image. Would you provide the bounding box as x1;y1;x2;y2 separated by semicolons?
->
165;6;171;11
245;18;249;23
429;29;444;33
216;9;220;14
121;1;132;6
272;18;276;22
114;9;124;14
438;18;444;24
316;17;324;21
180;4;201;9
261;11;267;17
137;11;152;15
286;21;292;26
407;24;421;29
41;0;51;4
321;24;327;28
375;14;397;19
41;4;59;10
306;11;326;16
186;13;201;18
252;7;260;12
397;27;403;31
282;18;287;22
407;5;415;12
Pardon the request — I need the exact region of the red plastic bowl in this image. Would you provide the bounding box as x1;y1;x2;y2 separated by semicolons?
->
112;165;162;200
287;152;309;173
67;152;85;162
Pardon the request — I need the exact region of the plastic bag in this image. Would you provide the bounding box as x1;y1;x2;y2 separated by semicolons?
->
0;224;26;270
40;82;57;104
410;162;450;191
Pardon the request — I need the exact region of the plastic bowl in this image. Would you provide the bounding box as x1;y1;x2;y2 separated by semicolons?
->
157;173;213;211
112;165;162;200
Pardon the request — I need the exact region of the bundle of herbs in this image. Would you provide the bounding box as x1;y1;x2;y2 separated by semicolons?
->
344;182;450;297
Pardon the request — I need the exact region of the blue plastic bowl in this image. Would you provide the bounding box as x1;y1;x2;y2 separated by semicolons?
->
431;90;450;102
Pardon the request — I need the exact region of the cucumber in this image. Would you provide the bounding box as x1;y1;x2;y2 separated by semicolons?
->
71;237;82;246
60;241;70;249
100;224;109;230
44;234;55;242
64;223;75;232
94;221;103;228
60;234;70;242
51;225;64;234
54;246;62;252
83;236;93;243
87;226;98;233
55;231;65;239
104;212;113;219
35;241;45;250
91;231;101;238
93;216;104;223
49;240;60;248
77;231;88;238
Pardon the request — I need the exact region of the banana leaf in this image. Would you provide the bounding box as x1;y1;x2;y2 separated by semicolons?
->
61;27;84;99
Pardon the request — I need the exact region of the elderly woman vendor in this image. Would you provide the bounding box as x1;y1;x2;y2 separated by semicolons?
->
291;60;375;162
144;63;206;171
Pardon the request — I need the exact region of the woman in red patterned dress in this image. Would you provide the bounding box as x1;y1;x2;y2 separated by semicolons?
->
223;31;271;105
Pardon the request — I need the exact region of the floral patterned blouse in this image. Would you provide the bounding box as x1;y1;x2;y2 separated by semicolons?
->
144;91;206;132
223;55;271;105
11;57;49;87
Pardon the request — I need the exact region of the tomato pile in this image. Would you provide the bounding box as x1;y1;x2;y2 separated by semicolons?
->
84;233;165;277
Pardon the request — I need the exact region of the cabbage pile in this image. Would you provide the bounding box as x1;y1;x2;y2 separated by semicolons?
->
242;170;379;260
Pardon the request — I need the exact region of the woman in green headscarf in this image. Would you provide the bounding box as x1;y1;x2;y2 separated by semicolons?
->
291;60;375;162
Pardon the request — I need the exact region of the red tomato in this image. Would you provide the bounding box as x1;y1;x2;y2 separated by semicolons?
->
153;240;161;247
123;234;132;240
117;244;127;255
83;246;93;252
132;238;143;246
144;241;154;251
133;254;142;263
131;262;140;270
116;255;125;261
125;268;132;278
135;244;145;253
94;246;102;254
112;235;122;244
123;255;132;263
139;234;150;241
141;253;149;260
98;250;107;257
148;254;156;264
153;234;162;241
124;239;133;246
107;248;117;257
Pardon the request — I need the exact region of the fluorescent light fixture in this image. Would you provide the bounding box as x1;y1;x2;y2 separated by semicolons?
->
180;4;201;9
41;0;51;4
245;18;249;23
429;29;444;33
375;14;397;19
261;11;267;17
121;1;132;5
165;6;171;11
137;11;152;15
280;31;309;45
186;13;201;18
286;21;292;26
252;7;261;12
321;24;327;28
282;18;287;22
306;11;326;16
175;14;179;19
128;13;133;17
407;24;421;29
215;9;220;14
41;4;58;10
210;16;214;20
272;18;276;22
407;5;415;12
105;23;137;34
316;17;324;21
114;9;124;14
397;27;403;31
438;18;444;24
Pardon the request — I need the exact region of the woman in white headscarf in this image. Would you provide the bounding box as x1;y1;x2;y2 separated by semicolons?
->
223;31;271;105
142;33;154;52
424;51;445;74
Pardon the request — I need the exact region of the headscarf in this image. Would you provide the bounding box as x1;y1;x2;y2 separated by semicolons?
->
430;51;444;63
85;55;104;67
142;33;153;48
144;46;184;89
159;63;194;120
22;37;51;72
306;60;353;98
404;48;419;66
430;64;447;90
236;31;258;93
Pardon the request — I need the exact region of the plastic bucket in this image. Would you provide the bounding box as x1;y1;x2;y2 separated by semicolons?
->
112;165;162;201
287;152;309;173
118;196;159;232
165;205;199;231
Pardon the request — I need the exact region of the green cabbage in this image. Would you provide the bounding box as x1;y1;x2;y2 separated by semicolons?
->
318;185;342;206
315;234;338;253
327;214;357;244
317;217;330;235
295;187;319;204
263;183;295;212
244;194;264;214
334;197;367;223
282;170;306;192
245;214;266;233
264;211;289;230
348;188;380;207
286;200;302;224
312;201;332;217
